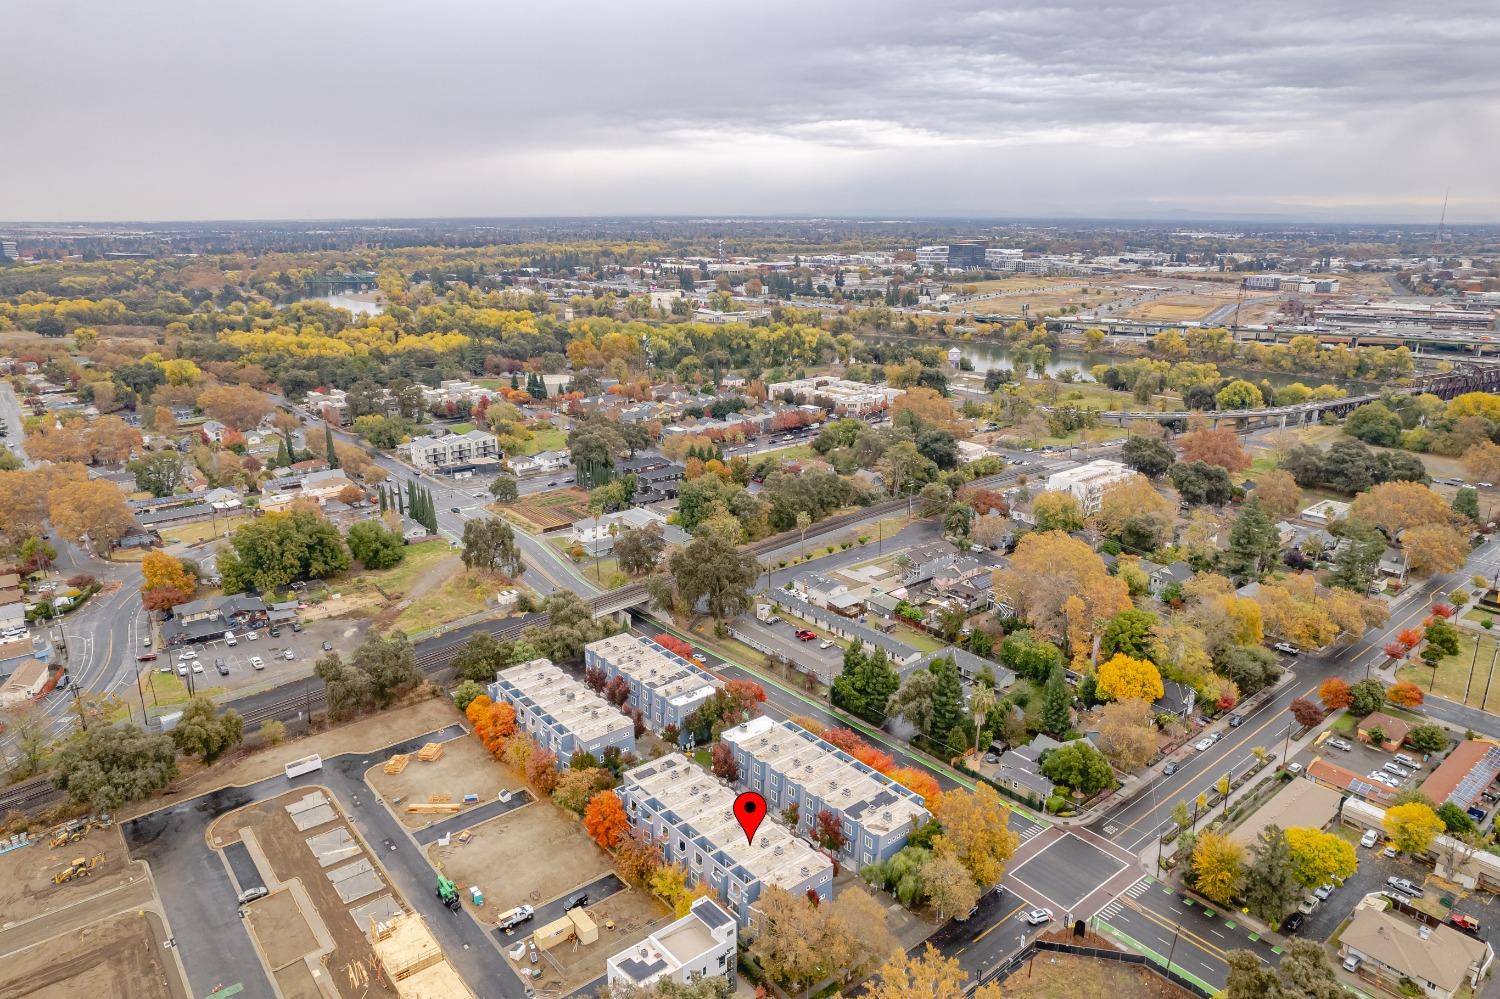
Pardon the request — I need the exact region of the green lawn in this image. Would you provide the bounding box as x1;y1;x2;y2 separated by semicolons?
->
334;541;455;600
141;670;225;711
1464;608;1495;627
518;426;568;456
449;422;476;436
1395;628;1500;711
1329;713;1356;735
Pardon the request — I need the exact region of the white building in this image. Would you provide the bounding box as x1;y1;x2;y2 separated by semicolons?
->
1044;459;1136;514
260;469;359;512
508;449;570;477
984;247;1023;267
568;508;689;557
766;377;902;416
406;430;499;470
915;246;949;269
488;658;635;768
605;897;737;990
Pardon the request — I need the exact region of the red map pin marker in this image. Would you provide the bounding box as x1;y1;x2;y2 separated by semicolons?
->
733;791;767;845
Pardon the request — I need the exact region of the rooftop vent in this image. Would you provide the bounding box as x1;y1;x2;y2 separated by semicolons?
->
774;846;784;856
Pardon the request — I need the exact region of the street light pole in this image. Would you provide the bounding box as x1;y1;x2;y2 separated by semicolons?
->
1483;644;1500;713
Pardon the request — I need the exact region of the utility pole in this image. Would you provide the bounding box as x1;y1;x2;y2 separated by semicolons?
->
1464;635;1481;703
1483;644;1500;712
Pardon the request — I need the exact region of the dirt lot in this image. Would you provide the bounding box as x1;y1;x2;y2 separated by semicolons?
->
524;887;672;995
211;790;399;999
1122;294;1235;323
428;799;613;917
0;824;137;925
119;697;460;820
502;487;591;532
245;888;320;970
0;911;174;999
999;930;1196;999
366;735;522;829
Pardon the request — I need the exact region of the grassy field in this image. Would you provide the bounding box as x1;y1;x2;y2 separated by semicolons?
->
141;670;225;711
518;425;568;455
1397;629;1500;713
335;541;454;601
158;511;256;546
448;421;475;435
389;566;510;634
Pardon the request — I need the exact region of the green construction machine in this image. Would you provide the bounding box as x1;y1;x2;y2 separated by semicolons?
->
436;875;462;911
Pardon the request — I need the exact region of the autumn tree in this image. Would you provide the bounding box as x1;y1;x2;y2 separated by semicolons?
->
1384;801;1444;854
1403;523;1467;576
1349;480;1451;538
1094;697;1158;771
1243;825;1299;924
931;784;1019;886
710;742;739;782
1096;653;1164;703
993;531;1129;645
1253;468;1304;521
49;477;135;551
584;790;630;849
865;945;1003;999
1253;573;1387;650
1191;830;1246;905
1178;425;1250;473
1463;440;1500;483
197;384;274;430
1032;490;1085;532
1317;677;1352;711
1283;826;1357;888
525;743;560;794
1289;697;1323;728
1386;681;1424;709
1092;474;1175;544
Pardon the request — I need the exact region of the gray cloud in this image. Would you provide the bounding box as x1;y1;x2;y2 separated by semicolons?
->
2;0;1497;220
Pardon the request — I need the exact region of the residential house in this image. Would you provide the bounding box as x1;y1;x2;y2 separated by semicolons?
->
616;754;833;927
605;898;737;991
584;634;719;738
508;449;570;478
1357;711;1413;751
1154;680;1197;722
900;541;959;586
260;469;359;513
1145;561;1193;599
488;658;635;767
0;658;49;706
1340;902;1493;999
720;716;931;868
568;508;689;557
162;595;268;645
993;734;1096;807
1300;499;1350;524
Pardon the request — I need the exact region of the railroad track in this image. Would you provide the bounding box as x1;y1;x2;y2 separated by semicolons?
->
0;776;61;813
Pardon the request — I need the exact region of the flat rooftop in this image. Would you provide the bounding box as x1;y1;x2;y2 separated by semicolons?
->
625;753;831;892
587;634;718;708
494;659;633;744
721;717;929;836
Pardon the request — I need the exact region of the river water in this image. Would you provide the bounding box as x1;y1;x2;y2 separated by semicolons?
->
297;292;384;316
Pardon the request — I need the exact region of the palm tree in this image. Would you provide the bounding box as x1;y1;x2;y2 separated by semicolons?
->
970;685;997;755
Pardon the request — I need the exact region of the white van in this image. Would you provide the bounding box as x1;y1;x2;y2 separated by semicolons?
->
224;631;237;647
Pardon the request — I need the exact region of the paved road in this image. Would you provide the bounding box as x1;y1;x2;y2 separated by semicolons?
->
125;724;540;999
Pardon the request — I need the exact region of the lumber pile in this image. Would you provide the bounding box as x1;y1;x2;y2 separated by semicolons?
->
406;802;462;814
416;742;444;762
427;793;452;804
383;754;410;775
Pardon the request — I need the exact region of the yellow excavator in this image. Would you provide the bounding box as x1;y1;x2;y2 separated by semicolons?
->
52;854;104;884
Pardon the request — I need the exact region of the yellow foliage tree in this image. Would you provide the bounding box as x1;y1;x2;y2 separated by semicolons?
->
1093;474;1175;539
1384;802;1445;855
1191;831;1246;905
866;945;1004;999
1283;826;1357;888
1349;481;1452;538
1253;574;1388;650
993;532;1130;645
1403;523;1468;576
141;551;194;594
1096;653;1165;702
931;784;1020;887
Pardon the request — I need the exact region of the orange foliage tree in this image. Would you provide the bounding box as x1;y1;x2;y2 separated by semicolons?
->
1317;677;1352;711
584;790;630;850
526;744;559;794
1386;682;1425;709
464;694;493;726
886;767;942;804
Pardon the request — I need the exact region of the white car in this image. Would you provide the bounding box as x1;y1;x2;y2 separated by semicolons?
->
1023;908;1053;926
191;662;203;674
245;631;258;641
1273;642;1301;655
1361;829;1380;848
178;649;198;661
283;649;294;660
1195;737;1215;751
250;656;265;670
819;640;834;649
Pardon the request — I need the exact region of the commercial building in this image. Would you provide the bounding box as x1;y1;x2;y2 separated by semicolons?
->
162;594;269;646
0;658;49;706
915;246;949;269
1227;778;1341;848
1340;901;1493;999
406;430;500;471
720;717;929;867
1420;739;1500;811
584;634;719;737
605;897;737;990
765;377;902;417
617;753;834;926
1044;459;1136;514
946;240;988;270
260;469;360;512
1306;757;1396;807
489;658;635;768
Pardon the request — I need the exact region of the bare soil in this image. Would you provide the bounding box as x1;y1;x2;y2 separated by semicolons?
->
245;888;319;970
211;790;399;998
0;911;174;999
273;961;324;999
428;800;613;918
526;887;672;995
0;824;137;924
366;735;522;829
1001;932;1197;999
118;697;460;821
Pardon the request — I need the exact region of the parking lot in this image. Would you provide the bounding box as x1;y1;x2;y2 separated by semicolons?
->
1302;725;1434;796
146;614;369;695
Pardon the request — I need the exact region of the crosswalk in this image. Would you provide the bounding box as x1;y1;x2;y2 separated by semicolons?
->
1095;874;1153;921
1017;823;1044;843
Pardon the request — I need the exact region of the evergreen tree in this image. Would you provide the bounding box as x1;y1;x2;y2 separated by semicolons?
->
423;487;438;532
1454;486;1480;522
927;655;964;741
1223;497;1280;583
1243;824;1299;924
1329;521;1385;593
324;424;338;468
533;374;548;400
276;432;293;468
1040;665;1072;738
510;370;520;390
378;485;387;513
405;479;417;519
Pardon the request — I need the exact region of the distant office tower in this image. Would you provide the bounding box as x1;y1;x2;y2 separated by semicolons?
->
946;240;988;270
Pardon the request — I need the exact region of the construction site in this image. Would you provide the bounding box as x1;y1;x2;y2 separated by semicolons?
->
366;737;522;830
209;787;469;999
0;816;137;926
0;910;177;999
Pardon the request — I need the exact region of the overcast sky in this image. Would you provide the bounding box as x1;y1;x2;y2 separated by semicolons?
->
4;0;1498;223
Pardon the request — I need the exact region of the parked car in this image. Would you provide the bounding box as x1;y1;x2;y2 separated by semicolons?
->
250;656;265;671
245;631;258;641
237;887;268;905
1163;761;1180;776
268;627;281;638
563;892;589;911
496;904;535;931
225;631;237;646
215;658;229;676
1450;913;1481;934
283;649;294;660
290;621;303;633
1281;912;1305;933
819;640;834;649
1195;737;1214;751
795;630;817;642
1328;737;1354;752
322;641;333;651
178;649;198;661
1342;955;1361;973
1387;877;1423;897
1314;884;1334;901
1360;829;1380;848
1382;845;1399;858
1273;642;1301;655
1022;908;1053;926
191;662;203;674
1298;896;1320;915
1286;762;1304;775
1228;712;1243;727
